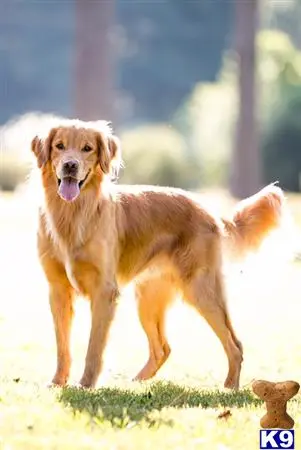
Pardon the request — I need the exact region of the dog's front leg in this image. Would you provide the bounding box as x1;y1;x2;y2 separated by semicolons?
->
49;282;75;386
79;282;118;388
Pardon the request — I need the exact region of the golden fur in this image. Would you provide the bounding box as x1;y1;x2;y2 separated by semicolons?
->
31;119;285;389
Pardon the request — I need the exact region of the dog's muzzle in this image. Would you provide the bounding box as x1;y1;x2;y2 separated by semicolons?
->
57;160;90;202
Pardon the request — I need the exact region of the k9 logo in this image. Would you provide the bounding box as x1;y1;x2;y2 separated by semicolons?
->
260;430;295;449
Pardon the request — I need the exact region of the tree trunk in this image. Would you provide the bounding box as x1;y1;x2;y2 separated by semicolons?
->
230;0;261;199
74;0;115;122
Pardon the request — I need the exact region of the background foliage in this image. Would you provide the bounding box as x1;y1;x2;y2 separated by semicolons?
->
0;1;300;191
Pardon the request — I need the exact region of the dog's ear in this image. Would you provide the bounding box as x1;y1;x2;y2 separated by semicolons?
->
108;134;122;178
97;132;122;177
31;128;57;168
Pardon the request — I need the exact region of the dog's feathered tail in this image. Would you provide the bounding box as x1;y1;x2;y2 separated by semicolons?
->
222;184;285;260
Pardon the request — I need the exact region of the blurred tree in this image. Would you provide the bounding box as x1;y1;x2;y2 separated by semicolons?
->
0;0;233;126
260;30;301;192
262;94;301;192
230;0;261;199
116;0;233;124
75;0;115;121
2;0;301;129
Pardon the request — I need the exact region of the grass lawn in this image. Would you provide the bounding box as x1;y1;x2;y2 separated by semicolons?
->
0;189;300;450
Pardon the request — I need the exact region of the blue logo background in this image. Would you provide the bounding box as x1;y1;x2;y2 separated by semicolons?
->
260;429;295;449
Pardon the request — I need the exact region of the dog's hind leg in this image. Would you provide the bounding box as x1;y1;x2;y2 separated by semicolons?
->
183;268;243;389
133;276;176;381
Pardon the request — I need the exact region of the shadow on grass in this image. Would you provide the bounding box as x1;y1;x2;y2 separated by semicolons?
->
58;381;262;428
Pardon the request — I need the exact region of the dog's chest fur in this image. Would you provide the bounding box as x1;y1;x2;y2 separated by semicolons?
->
43;202;89;250
55;243;103;296
40;204;117;297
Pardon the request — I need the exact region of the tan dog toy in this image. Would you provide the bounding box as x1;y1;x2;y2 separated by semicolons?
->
252;380;300;429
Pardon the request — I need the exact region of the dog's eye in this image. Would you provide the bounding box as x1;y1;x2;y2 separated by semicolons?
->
56;143;65;150
82;145;92;153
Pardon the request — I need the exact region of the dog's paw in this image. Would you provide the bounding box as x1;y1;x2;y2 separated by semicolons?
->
48;374;69;388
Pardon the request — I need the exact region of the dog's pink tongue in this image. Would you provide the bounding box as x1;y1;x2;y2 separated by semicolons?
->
58;178;80;202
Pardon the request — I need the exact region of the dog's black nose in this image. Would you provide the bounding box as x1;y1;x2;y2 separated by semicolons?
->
62;160;79;176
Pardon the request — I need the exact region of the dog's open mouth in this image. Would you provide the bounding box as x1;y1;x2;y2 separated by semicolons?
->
57;171;90;202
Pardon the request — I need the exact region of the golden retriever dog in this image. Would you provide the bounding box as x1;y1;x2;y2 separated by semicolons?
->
31;119;284;389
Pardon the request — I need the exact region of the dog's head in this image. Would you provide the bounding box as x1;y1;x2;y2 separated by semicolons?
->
31;120;121;202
